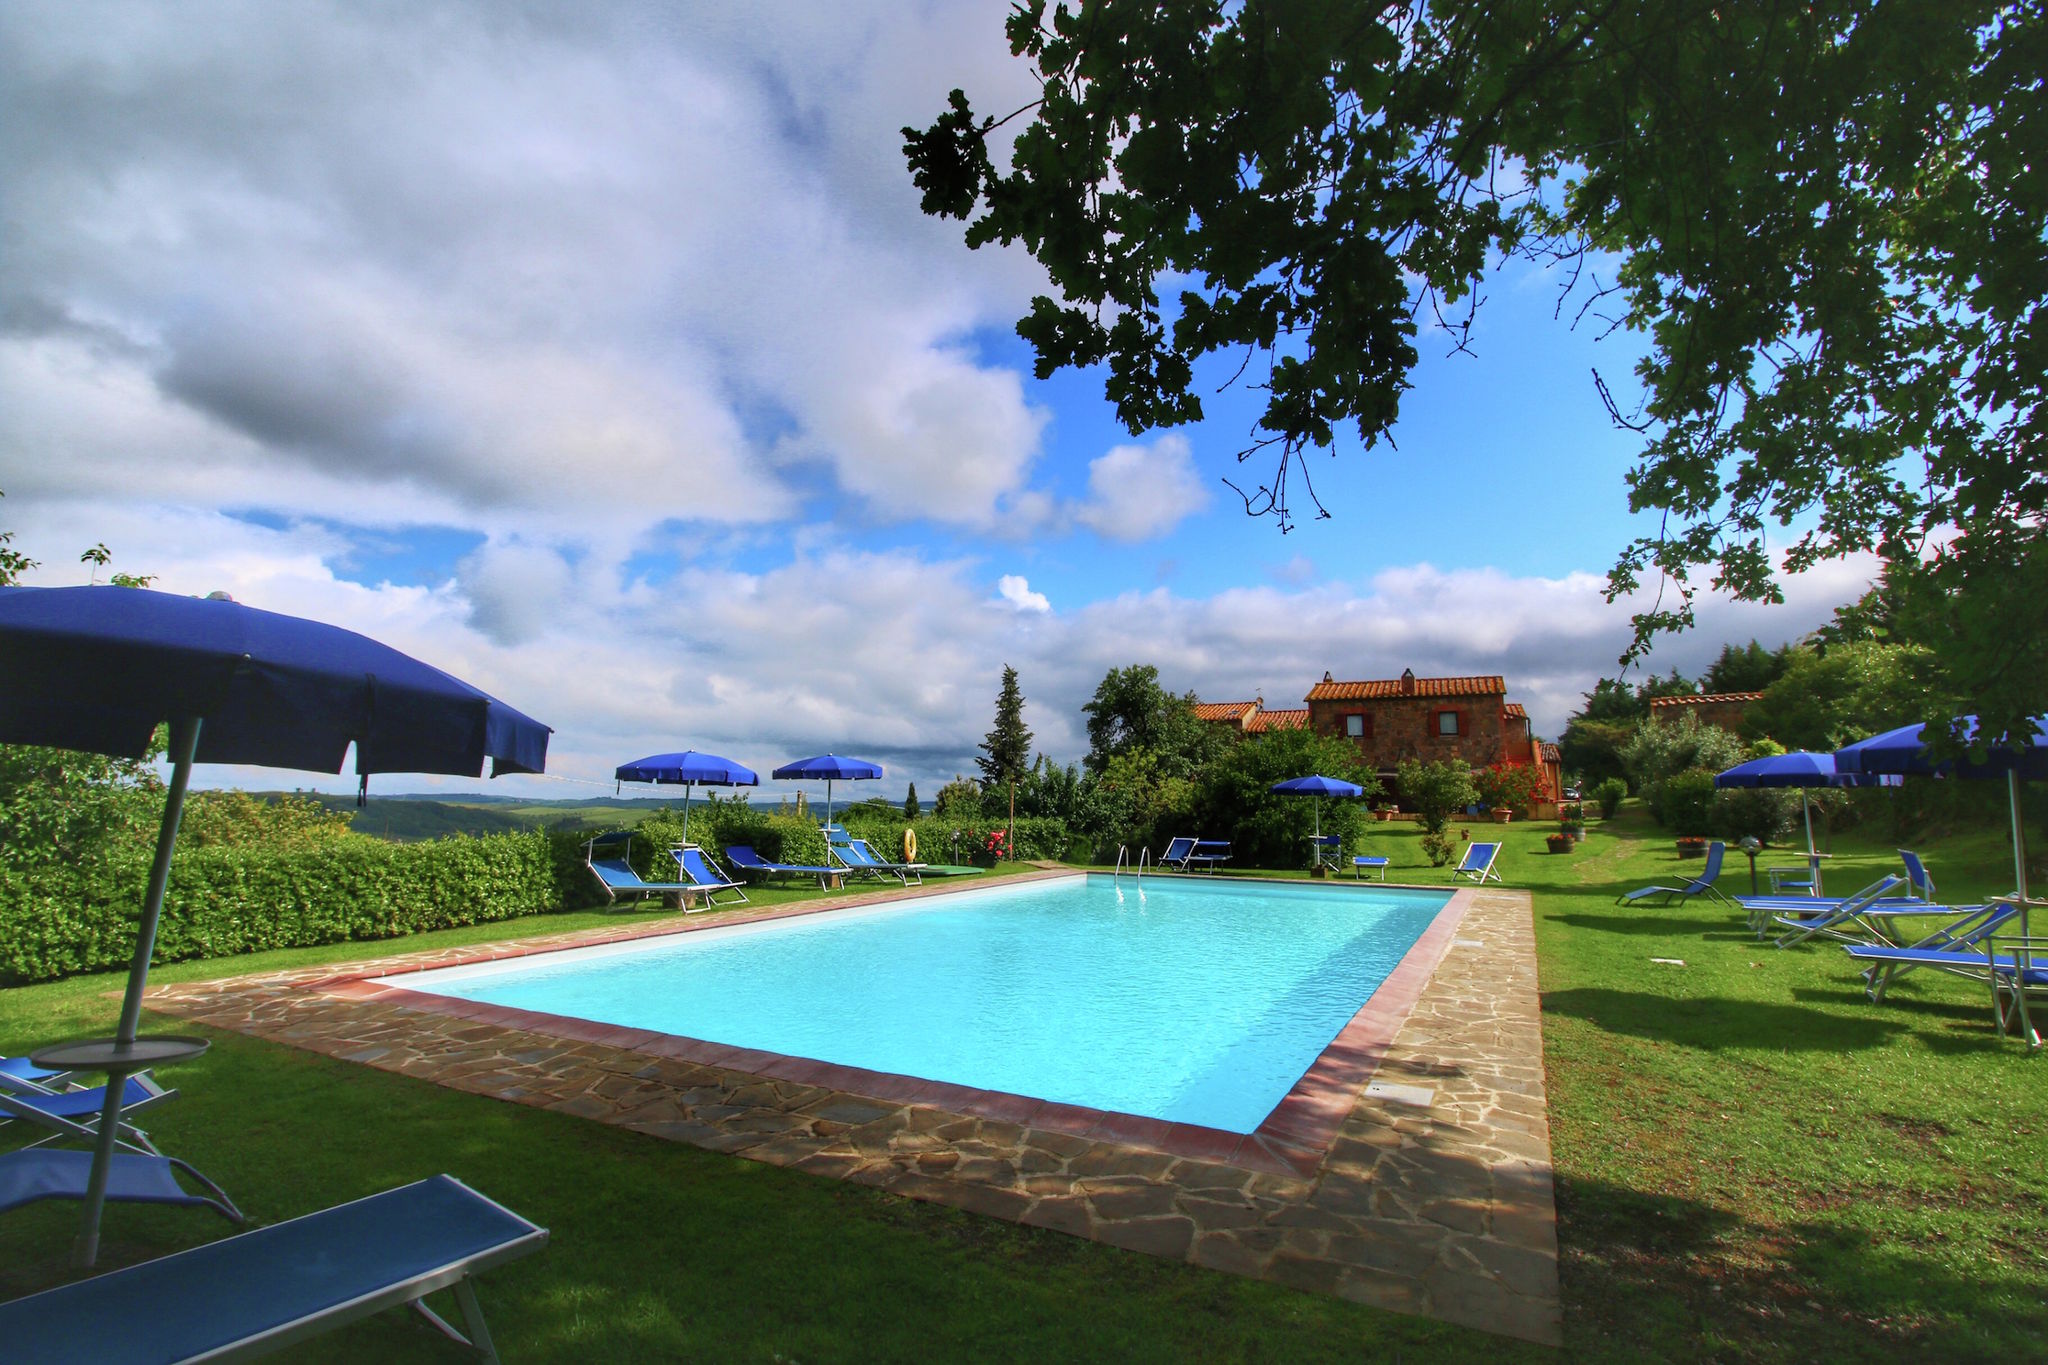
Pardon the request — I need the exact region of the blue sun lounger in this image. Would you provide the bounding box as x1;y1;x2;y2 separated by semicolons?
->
725;845;839;888
1846;899;2023;1000
0;1148;241;1225
1452;841;1503;884
851;838;925;884
0;1071;176;1156
0;1173;543;1364
832;838;923;885
1740;879;1937;937
1766;876;1931;947
0;1056;74;1089
1159;837;1231;873
585;831;698;906
827;837;901;884
1618;841;1725;905
1352;854;1390;880
669;846;748;908
1846;919;2046;1051
1739;853;1940;934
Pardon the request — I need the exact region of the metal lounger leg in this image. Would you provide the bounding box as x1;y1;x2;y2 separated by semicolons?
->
410;1278;502;1364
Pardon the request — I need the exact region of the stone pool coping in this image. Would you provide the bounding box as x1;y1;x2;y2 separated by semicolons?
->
327;870;1477;1176
143;869;1560;1344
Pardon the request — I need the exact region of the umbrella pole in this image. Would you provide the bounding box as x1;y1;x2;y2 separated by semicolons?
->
682;781;693;847
2011;770;2029;907
76;713;201;1267
1802;793;1820;896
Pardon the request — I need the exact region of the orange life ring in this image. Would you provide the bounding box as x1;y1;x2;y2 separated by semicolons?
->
903;828;917;862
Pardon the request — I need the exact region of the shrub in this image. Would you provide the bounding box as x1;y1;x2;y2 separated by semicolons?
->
1473;761;1545;814
178;789;355;849
932;776;983;818
636;800;827;868
1657;769;1719;834
1621;713;1746;796
1592;777;1628;819
1397;760;1479;837
1184;726;1380;867
1710;787;1798;844
1419;830;1458;866
0;830;562;985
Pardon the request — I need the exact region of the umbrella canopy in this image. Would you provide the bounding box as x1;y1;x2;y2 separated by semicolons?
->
0;584;551;1266
614;750;758;844
1714;752;1890;895
1713;752;1878;789
616;751;758;786
1834;716;2048;781
1269;774;1366;798
771;754;883;845
1269;773;1366;849
0;585;549;778
1835;715;2047;904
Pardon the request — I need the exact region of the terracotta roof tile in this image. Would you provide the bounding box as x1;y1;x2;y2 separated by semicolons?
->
1304;675;1506;702
1246;708;1308;732
1191;700;1256;722
1648;691;1764;707
1539;741;1561;762
1503;702;1527;719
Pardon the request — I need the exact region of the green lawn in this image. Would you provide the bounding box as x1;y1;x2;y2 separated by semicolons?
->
3;820;2043;1361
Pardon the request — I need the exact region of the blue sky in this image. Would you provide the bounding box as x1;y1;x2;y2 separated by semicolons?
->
0;2;1874;802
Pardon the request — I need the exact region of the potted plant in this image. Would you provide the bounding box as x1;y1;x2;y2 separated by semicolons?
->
1545;832;1574;854
1475;760;1544;825
1558;802;1586;842
1676;836;1709;859
967;827;1008;868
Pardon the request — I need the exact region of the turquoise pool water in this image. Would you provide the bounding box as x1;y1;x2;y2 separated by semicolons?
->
380;874;1450;1134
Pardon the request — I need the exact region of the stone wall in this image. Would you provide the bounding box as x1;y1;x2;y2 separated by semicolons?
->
1308;695;1509;774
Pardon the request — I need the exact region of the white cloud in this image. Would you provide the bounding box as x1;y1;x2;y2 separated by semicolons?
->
2;491;1877;802
1072;434;1211;541
0;2;1050;542
996;574;1050;613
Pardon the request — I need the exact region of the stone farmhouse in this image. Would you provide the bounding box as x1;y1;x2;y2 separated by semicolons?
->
1646;691;1762;733
1197;668;1564;810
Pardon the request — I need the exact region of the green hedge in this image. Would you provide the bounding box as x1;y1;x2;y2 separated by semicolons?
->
615;803;1071;870
0;830;569;985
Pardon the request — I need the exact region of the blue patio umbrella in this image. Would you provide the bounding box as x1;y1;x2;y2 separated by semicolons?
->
1713;752;1893;896
1835;715;2048;904
771;754;883;845
1270;774;1366;849
614;750;759;846
0;584;551;1265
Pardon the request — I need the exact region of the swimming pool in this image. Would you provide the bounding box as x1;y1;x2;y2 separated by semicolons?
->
377;874;1452;1134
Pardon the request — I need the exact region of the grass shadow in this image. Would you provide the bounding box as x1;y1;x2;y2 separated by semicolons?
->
1548;913;1738;938
1555;1173;2048;1362
1539;987;1910;1052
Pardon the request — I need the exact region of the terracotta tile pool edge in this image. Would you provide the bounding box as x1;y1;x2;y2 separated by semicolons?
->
326;873;1478;1177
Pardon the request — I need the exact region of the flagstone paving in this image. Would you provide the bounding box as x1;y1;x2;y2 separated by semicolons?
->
144;874;1559;1345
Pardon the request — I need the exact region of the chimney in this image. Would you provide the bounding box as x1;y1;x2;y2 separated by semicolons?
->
1400;667;1416;695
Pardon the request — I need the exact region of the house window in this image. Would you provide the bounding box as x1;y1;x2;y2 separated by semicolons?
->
1435;710;1460;737
1344;712;1372;739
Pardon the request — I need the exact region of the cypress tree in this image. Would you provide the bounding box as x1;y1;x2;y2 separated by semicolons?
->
976;666;1032;789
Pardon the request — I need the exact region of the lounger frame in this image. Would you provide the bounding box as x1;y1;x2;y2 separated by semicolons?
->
0;1174;543;1365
